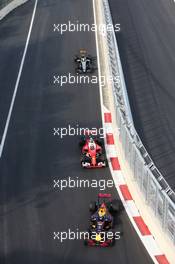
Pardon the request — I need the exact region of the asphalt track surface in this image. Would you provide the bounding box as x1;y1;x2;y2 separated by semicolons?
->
0;1;153;263
109;0;175;191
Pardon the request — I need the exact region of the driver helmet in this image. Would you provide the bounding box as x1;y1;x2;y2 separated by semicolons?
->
89;138;95;150
81;55;86;61
98;203;107;218
89;137;94;144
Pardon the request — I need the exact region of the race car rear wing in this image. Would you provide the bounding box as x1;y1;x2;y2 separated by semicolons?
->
98;193;112;198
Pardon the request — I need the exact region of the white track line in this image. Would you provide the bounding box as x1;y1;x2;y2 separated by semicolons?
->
92;0;104;121
0;0;38;158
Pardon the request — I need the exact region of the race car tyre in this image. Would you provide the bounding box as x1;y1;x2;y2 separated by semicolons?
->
108;199;120;213
106;229;116;246
76;68;83;74
91;57;97;62
96;154;105;162
96;138;104;147
97;155;108;167
89;201;97;212
111;200;119;213
79;137;86;147
82;155;91;163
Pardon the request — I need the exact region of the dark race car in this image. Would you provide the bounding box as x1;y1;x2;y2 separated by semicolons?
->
84;193;120;247
74;49;96;74
79;131;107;168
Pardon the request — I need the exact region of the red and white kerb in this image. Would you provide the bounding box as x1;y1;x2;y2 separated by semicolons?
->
103;107;170;264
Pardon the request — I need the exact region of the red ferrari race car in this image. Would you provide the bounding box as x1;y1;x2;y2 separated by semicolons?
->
79;131;107;168
84;193;120;247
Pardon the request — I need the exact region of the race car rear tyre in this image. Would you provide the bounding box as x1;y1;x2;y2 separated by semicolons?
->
89;201;97;212
97;154;105;162
79;138;86;147
109;199;120;213
96;138;104;147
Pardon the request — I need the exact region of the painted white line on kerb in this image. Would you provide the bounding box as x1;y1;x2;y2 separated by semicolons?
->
0;0;38;158
92;0;104;120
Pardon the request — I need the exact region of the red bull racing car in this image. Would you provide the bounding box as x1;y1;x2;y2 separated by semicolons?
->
79;131;107;168
84;193;120;247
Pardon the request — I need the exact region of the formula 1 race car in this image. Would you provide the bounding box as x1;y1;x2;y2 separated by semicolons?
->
84;193;120;247
74;49;96;74
79;131;107;168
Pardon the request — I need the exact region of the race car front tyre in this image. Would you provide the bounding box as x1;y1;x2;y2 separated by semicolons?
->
96;155;108;167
